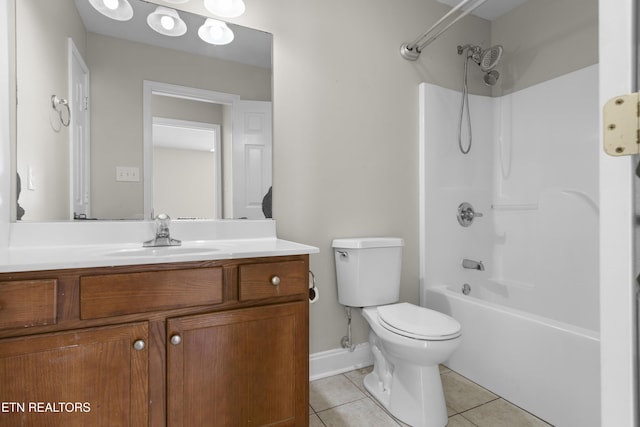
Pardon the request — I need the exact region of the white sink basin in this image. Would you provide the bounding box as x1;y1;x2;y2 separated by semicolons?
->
106;246;220;257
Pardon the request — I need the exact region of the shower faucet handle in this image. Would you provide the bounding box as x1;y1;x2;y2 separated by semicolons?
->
457;202;483;227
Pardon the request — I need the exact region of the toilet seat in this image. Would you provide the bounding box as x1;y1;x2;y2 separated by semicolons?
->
377;302;461;340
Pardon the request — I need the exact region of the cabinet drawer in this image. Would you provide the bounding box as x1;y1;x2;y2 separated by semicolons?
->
0;280;57;329
239;260;307;301
80;268;223;319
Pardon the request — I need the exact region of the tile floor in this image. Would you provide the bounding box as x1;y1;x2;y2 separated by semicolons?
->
309;365;553;427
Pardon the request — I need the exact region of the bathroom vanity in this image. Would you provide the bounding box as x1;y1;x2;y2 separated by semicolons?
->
0;235;314;427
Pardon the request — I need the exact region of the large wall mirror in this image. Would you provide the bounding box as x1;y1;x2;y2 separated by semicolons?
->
13;0;273;222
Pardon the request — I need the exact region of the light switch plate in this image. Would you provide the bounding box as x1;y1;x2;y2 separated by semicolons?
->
116;166;140;182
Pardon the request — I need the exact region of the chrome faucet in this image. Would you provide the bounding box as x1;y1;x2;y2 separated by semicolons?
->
457;202;483;227
143;213;182;247
462;259;485;271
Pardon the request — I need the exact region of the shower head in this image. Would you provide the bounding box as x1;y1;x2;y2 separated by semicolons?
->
479;45;503;71
457;44;503;71
457;43;503;86
483;70;500;86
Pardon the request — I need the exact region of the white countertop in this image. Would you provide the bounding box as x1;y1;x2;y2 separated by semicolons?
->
0;220;318;273
0;238;319;273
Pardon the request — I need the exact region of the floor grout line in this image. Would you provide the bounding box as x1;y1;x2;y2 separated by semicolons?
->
311;366;551;427
456;396;502;415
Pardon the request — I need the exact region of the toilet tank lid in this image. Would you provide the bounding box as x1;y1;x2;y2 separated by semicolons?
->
332;237;404;249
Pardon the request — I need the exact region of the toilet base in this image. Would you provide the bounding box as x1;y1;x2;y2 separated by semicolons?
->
363;364;448;427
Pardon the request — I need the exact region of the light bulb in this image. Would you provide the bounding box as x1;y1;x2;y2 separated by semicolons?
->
147;6;186;36
204;0;245;18
103;0;119;10
198;18;233;45
160;15;175;30
209;26;224;40
88;0;133;20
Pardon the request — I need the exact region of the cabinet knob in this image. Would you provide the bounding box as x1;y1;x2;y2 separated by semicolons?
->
271;276;281;286
133;339;146;351
170;334;182;346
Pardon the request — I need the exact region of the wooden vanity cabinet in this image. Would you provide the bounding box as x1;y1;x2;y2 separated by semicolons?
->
0;322;149;426
167;301;307;427
0;255;309;427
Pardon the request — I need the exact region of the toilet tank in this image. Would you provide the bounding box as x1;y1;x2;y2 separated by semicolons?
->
332;237;404;307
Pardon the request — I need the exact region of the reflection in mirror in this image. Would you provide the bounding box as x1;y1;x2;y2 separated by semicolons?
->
152;115;222;220
142;81;273;220
13;0;272;222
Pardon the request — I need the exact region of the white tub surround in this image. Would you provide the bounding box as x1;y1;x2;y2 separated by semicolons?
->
0;220;318;272
419;65;600;427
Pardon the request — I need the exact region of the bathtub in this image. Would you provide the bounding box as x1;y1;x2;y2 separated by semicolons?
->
425;284;600;427
419;67;600;426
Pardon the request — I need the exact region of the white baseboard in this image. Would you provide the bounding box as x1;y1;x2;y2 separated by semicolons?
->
309;343;373;381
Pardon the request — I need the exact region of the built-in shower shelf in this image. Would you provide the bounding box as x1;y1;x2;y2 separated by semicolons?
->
488;277;535;290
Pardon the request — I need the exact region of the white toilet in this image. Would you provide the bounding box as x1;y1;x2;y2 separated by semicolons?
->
333;237;461;427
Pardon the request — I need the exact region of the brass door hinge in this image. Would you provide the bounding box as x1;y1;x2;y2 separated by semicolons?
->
603;93;640;156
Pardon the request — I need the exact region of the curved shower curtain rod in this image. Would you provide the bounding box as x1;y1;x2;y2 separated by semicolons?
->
400;0;487;61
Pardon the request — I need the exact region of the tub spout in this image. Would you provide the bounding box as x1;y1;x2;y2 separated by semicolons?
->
462;259;484;271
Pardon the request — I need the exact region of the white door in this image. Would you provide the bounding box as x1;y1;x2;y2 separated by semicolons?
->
69;39;90;219
599;1;638;426
232;100;272;219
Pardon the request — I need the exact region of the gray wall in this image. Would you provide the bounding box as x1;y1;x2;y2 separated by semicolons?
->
491;0;598;96
141;0;598;354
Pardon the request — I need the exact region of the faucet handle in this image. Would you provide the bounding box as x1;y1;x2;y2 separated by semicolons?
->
154;213;172;239
156;213;170;222
457;202;483;227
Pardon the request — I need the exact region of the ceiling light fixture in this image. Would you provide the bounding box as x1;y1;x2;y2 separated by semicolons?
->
203;0;246;18
88;0;134;21
198;19;235;45
147;7;187;37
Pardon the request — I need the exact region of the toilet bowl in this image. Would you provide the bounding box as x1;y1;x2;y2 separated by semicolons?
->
332;237;461;427
361;303;461;427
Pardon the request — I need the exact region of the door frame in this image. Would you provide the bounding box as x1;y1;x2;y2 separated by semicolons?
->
599;0;638;426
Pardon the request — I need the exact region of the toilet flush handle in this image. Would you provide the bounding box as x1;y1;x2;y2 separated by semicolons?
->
336;250;348;259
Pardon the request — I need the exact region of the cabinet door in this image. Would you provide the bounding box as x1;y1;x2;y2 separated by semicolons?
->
167;302;308;427
0;323;148;427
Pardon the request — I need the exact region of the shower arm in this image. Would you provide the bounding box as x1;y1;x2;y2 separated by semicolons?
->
400;0;487;61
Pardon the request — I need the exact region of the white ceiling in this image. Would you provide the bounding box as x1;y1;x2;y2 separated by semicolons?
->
74;0;272;69
436;0;528;21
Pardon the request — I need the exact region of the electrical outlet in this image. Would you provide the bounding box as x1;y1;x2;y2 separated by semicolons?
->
116;166;140;182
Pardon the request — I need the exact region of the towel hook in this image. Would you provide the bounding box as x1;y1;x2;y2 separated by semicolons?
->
51;95;70;127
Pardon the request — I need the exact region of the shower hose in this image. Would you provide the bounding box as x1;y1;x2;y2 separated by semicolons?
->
458;54;472;154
